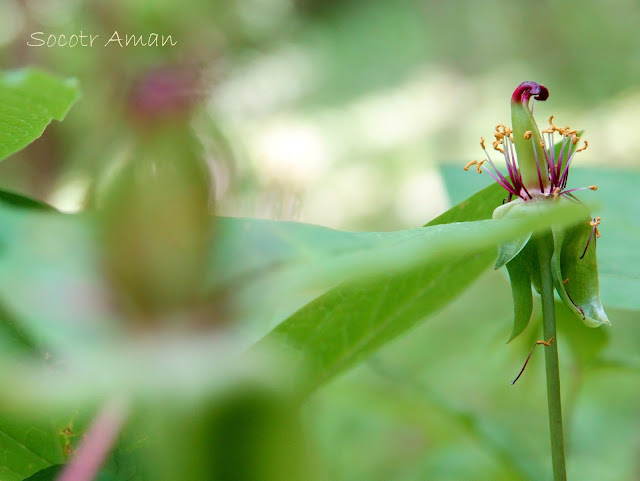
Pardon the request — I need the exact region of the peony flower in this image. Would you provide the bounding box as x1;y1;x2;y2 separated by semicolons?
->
465;81;610;340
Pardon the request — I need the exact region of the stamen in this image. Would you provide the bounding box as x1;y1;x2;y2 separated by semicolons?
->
530;136;545;193
478;145;520;197
561;186;599;195
589;185;598;191
480;137;486;149
524;130;532;140
511;337;555;385
463;160;478;171
554;136;570;185
580;217;601;260
563;278;569;284
505;135;521;187
476;159;486;173
576;140;589;152
559;139;582;188
548;131;558;180
564;286;586;320
537;338;554;347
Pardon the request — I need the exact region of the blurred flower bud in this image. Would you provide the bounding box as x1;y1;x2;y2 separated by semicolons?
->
97;66;214;321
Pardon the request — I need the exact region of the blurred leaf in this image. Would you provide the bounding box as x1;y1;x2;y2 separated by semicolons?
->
0;190;54;211
441;165;640;312
23;465;120;481
0;182;582;353
0;203;115;350
102;434;146;481
140;386;311;481
250;184;586;397
0;303;36;352
555;300;609;367
0;69;79;162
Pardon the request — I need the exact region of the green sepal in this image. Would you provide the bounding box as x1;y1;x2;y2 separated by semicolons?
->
505;252;534;342
492;200;532;269
551;217;610;327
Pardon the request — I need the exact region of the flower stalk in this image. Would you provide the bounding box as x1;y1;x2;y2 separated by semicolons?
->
537;235;567;481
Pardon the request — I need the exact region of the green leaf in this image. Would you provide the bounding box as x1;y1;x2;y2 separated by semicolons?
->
551;218;610;327
211;179;504;289
0;69;80;162
555;300;609;366
505;253;533;342
0;411;83;481
251;185;586;398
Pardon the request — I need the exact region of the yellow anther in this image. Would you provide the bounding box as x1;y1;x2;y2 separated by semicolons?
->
544;115;560;134
524;130;532;140
492;140;504;153
563;278;569;284
476;159;486;173
540;138;546;148
576;139;589;152
590;217;602;237
536;337;554;347
589;185;598;191
571;134;579;145
552;187;561;197
480;136;486;149
463;160;478;171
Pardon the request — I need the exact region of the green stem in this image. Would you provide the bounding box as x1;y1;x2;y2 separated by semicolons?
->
537;237;567;481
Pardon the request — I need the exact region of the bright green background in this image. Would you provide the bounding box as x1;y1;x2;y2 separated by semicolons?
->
1;1;639;480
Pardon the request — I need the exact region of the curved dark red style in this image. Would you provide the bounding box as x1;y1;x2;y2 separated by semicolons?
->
511;81;549;104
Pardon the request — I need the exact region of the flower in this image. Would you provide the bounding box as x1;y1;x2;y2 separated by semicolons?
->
465;81;595;203
465;81;610;339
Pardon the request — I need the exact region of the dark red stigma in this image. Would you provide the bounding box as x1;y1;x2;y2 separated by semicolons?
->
511;81;549;104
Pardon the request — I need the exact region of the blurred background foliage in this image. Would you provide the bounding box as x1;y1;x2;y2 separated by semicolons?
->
1;0;639;480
